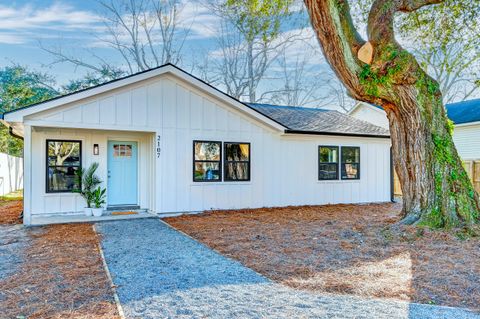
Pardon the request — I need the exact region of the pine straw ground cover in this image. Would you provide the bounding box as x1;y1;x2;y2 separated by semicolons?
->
0;200;23;225
0;200;119;318
165;203;480;311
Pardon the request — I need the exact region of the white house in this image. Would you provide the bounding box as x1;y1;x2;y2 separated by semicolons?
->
349;99;480;160
1;64;392;225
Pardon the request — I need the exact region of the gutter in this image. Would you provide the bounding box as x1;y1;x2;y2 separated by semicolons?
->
284;129;391;139
9;126;23;140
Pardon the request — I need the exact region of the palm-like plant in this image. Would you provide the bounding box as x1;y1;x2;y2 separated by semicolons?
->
75;162;102;208
92;187;107;209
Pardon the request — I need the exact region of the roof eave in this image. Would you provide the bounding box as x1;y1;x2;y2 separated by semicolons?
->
284;129;390;139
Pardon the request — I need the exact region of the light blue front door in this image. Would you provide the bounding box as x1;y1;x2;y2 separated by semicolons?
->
107;141;138;206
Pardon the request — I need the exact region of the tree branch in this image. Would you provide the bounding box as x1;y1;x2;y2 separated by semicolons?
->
304;0;366;100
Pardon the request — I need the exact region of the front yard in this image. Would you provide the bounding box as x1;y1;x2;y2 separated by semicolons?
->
0;200;119;318
165;203;480;311
1;199;479;317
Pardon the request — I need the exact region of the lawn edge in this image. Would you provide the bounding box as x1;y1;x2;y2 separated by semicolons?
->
92;223;126;319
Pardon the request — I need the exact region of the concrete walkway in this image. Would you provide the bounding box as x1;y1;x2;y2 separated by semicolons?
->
96;219;479;319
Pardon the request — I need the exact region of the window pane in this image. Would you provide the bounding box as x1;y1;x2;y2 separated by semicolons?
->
225;143;249;161
342;147;360;163
194;162;221;181
114;145;120;157
125;145;132;157
48;141;80;166
319;146;338;163
319;163;338;180
225;162;249;181
48;167;81;191
194;142;220;161
342;163;359;179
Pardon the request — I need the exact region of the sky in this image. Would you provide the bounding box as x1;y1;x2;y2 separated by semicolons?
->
0;1;326;83
0;0;477;108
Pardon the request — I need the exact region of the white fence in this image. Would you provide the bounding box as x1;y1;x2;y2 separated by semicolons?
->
0;153;23;196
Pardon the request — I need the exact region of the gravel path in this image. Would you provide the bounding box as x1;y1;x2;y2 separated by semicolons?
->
96;219;479;319
0;225;29;280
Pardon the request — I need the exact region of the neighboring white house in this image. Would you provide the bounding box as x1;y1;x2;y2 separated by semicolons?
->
0;152;23;196
1;64;392;225
349;99;480;160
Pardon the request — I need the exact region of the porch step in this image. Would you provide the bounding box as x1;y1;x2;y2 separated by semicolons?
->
30;210;154;226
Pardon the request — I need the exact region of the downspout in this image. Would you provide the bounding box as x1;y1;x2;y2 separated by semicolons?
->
9;126;23;141
7;126;24;222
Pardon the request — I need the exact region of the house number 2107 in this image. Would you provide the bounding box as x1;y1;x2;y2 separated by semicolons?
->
156;135;161;158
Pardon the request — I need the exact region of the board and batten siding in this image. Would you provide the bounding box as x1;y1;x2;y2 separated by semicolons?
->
24;73;391;217
452;124;480;160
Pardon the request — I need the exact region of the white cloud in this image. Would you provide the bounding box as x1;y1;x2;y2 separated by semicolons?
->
0;2;102;44
178;1;221;39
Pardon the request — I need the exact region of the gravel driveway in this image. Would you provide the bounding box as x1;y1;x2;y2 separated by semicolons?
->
96;219;479;319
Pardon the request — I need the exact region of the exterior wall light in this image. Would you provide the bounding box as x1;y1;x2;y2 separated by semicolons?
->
93;144;99;155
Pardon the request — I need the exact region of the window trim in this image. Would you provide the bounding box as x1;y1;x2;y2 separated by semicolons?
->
224;142;251;182
192;140;222;182
318;145;339;181
46;139;82;193
341;146;360;180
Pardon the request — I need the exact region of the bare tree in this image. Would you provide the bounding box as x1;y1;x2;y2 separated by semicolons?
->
415;43;480;104
43;0;190;74
205;0;307;103
260;50;335;108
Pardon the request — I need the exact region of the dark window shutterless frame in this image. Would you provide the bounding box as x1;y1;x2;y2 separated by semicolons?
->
318;145;339;180
224;142;251;182
46;139;82;193
341;146;360;180
193;140;222;182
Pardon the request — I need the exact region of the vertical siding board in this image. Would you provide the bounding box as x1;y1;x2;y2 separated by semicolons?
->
131;87;148;126
63;106;82;123
147;81;163;127
115;91;132;126
99;96;116;125
190;91;202;130
162;79;176;129
176;84;189;129
82;101;100;124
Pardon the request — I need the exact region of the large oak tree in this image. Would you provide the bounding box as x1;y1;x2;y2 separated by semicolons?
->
304;0;479;228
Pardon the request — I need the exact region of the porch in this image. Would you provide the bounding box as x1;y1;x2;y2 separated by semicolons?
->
24;126;158;225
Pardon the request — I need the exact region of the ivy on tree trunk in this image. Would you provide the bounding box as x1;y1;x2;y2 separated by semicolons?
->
304;0;480;229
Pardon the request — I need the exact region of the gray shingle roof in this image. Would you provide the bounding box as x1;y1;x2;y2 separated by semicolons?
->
248;103;390;137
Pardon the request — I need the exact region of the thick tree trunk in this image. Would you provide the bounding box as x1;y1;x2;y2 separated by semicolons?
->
385;85;479;227
304;0;480;228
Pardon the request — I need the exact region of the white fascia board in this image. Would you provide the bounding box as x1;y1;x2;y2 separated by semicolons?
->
3;65;286;132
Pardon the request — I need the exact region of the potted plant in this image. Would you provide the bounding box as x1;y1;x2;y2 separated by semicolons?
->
74;162;101;216
91;186;106;217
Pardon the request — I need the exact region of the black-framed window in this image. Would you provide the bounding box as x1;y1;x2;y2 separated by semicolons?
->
193;141;221;182
341;146;360;180
46;140;82;193
224;142;250;181
319;146;339;180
